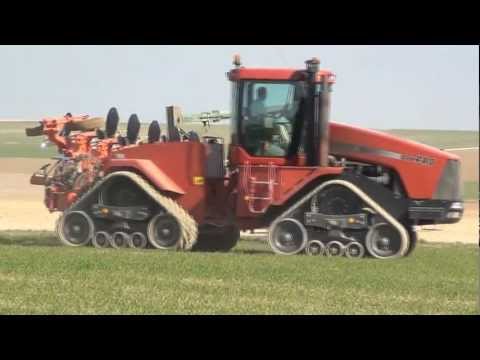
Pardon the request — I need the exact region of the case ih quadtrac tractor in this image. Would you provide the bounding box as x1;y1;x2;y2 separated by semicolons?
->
26;56;464;259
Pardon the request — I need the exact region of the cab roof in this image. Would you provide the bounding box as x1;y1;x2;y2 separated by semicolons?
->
228;67;336;83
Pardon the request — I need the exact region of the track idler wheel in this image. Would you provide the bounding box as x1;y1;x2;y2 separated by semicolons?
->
306;240;325;256
57;211;94;247
325;240;345;257
147;214;181;250
269;218;308;255
365;223;405;259
128;232;148;249
93;231;111;248
110;232;130;249
345;242;365;259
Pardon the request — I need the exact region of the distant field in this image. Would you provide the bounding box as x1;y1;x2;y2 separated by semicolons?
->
0;231;477;314
1;121;477;199
0;122;55;158
0;121;227;158
1;121;477;158
385;129;479;149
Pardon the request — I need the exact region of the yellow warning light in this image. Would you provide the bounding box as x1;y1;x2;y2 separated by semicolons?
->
348;217;355;224
101;208;109;214
193;176;205;185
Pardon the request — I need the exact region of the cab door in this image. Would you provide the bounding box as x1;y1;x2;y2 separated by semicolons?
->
228;80;305;217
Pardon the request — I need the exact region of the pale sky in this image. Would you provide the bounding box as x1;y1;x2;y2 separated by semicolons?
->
0;45;478;130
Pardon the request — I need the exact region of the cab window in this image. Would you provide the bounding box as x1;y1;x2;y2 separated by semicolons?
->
240;81;302;157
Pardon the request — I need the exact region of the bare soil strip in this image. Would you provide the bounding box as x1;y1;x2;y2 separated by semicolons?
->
0;159;477;244
0;158;52;174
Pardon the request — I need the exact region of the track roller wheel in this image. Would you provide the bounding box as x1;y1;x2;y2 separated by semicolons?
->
325;240;345;257
306;240;325;256
110;231;130;249
93;231;111;248
147;214;181;249
365;223;406;259
128;232;148;249
345;242;365;259
57;211;94;247
269;218;308;255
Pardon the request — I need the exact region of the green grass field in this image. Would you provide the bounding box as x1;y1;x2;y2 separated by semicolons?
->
0;231;477;315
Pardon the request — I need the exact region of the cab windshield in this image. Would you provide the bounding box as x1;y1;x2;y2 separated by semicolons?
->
239;81;304;157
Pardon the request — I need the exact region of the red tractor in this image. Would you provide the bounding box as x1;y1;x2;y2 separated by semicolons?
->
26;56;463;259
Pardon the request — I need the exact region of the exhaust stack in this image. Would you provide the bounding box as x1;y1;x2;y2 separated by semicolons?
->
305;57;331;167
318;73;331;167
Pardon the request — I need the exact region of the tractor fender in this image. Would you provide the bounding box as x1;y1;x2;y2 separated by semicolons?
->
104;158;185;195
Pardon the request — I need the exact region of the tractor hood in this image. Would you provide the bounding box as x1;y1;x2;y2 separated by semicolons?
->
329;121;461;200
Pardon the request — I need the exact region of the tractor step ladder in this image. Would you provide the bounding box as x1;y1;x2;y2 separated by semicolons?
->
242;163;279;214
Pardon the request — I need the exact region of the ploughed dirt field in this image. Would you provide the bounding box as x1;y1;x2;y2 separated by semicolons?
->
0;158;60;231
0;158;477;244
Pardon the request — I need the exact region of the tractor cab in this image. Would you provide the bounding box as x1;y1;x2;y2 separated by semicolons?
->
225;56;339;217
227;55;336;168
